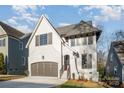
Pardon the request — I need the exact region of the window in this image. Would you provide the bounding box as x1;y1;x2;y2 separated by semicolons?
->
87;54;92;68
76;38;81;46
35;33;52;46
114;66;117;75
82;54;92;69
22;56;26;66
71;39;75;46
15;68;18;71
0;39;5;47
9;68;13;71
82;54;87;68
82;37;87;45
40;34;47;45
3;39;5;46
88;36;93;45
19;42;23;50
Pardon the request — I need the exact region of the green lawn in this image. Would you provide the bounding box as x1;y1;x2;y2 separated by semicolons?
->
0;75;25;81
56;80;107;88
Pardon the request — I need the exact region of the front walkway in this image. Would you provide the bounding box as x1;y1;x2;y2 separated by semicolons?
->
0;77;66;88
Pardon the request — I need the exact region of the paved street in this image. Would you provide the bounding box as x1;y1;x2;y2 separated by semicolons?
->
0;77;66;88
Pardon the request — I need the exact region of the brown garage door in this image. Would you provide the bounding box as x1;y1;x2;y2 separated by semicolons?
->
31;62;58;77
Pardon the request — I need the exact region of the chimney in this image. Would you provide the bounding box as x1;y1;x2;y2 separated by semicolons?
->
87;21;92;25
79;20;84;25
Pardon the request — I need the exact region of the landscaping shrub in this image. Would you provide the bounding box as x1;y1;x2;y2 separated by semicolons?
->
0;53;4;74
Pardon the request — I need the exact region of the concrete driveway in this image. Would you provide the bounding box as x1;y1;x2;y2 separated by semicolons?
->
0;77;66;88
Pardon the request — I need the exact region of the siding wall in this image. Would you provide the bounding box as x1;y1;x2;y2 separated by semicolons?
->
20;36;30;75
8;37;23;74
106;44;123;82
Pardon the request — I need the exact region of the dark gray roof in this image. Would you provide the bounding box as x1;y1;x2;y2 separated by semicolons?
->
56;20;101;39
112;40;124;64
0;21;24;38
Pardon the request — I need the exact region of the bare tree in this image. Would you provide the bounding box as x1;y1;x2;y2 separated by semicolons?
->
113;30;124;41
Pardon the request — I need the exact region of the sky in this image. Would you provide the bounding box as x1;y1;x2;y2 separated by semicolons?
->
0;5;124;53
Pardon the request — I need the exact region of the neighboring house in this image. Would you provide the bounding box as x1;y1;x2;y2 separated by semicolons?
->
0;21;25;74
106;40;124;83
26;15;101;82
20;33;32;75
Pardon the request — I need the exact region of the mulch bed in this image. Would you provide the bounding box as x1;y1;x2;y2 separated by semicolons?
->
57;80;107;88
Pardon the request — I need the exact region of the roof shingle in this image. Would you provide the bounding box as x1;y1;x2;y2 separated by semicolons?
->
0;21;24;38
56;20;101;39
113;40;124;64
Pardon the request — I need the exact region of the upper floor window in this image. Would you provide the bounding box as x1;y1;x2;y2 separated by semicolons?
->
88;36;93;45
40;34;47;45
76;38;81;46
82;54;92;69
19;42;23;50
35;33;52;46
82;37;87;45
70;36;94;46
71;39;75;46
0;39;5;47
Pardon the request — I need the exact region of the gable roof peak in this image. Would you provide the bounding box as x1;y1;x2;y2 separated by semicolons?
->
0;21;24;38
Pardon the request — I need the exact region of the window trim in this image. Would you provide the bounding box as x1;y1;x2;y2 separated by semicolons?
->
19;42;23;50
35;33;52;46
82;37;87;45
88;36;93;45
0;39;6;47
81;54;92;69
40;34;47;45
71;38;75;46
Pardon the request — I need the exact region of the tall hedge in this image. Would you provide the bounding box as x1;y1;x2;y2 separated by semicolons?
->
0;53;4;72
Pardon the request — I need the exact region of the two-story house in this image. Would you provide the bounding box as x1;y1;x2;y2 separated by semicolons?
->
0;21;25;74
26;15;101;82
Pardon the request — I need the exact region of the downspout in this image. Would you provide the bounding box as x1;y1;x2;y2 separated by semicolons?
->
74;52;80;78
60;41;63;78
61;41;63;68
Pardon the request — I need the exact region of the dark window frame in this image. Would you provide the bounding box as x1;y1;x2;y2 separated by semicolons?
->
40;34;47;45
35;33;52;46
71;39;75;46
81;54;92;69
88;36;93;45
82;37;87;45
19;42;23;50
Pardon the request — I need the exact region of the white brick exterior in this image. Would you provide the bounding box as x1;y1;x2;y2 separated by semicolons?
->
26;15;99;82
